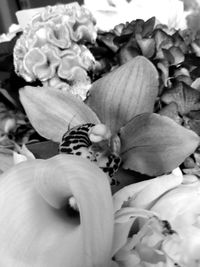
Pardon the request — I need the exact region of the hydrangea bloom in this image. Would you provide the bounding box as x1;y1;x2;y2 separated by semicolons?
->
14;3;97;100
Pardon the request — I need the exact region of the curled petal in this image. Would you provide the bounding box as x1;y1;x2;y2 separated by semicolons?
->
58;45;95;80
47;24;71;49
23;46;60;82
66;5;97;43
35;45;60;80
23;48;46;81
58;60;88;82
0;154;114;266
73;24;97;43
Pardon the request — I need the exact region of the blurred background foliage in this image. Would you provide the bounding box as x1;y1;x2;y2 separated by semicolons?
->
182;0;200;34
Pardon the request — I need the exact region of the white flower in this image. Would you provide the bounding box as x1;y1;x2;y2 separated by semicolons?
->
112;170;200;266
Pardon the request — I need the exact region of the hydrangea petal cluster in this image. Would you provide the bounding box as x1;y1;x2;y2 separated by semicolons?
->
14;3;97;99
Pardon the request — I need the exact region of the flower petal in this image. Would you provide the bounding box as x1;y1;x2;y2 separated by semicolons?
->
120;113;200;176
0;148;13;173
113;207;157;256
19;86;100;142
113;169;183;212
13;144;35;164
161;82;200;115
0;154;113;266
87;56;159;133
151;178;200;266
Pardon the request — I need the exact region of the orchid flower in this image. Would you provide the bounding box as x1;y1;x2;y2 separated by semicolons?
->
0;154;114;266
112;170;200;266
19;56;199;185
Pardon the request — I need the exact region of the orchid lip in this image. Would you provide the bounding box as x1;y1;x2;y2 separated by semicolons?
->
59;123;122;183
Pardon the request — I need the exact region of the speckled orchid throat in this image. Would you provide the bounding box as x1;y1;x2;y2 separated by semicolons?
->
59;123;121;184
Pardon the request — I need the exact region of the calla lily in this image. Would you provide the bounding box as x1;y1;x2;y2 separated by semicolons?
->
0;147;14;173
112;170;200;266
0;154;114;266
19;56;199;182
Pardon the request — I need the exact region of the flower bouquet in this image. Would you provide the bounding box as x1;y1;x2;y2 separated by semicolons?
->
1;0;200;266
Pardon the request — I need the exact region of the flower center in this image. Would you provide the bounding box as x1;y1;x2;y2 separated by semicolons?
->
59;123;121;184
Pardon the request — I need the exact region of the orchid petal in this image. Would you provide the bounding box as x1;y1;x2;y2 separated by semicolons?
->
0;154;113;266
87;56;158;133
120;113;200;176
19;86;100;142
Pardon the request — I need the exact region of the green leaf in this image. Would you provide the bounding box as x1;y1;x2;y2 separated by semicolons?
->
120;113;200;176
27;141;59;159
87;56;159;133
19;86;100;142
